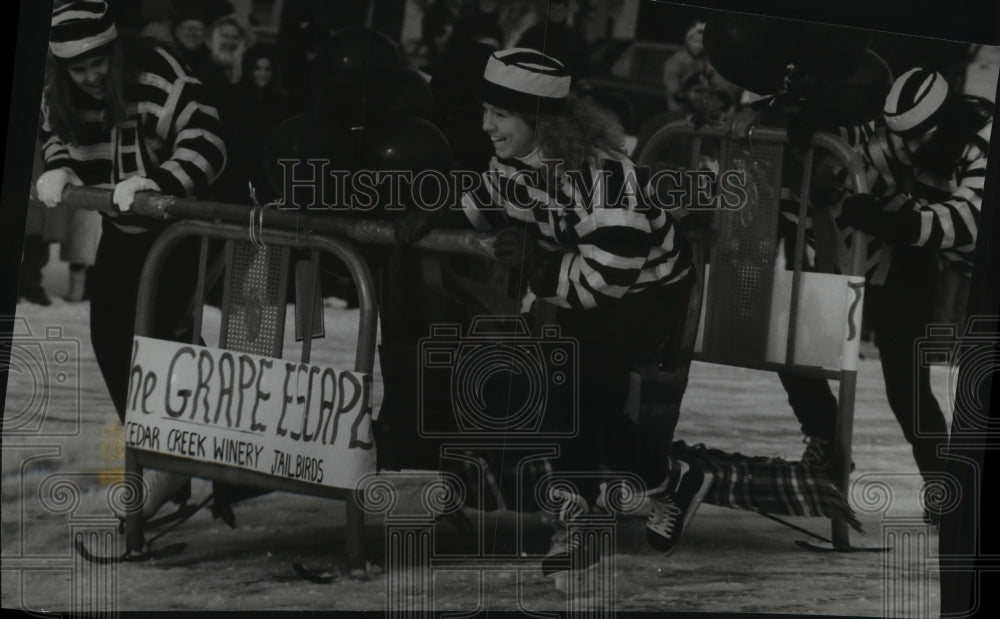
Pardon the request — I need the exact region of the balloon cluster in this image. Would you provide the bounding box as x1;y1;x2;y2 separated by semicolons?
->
262;27;453;216
705;13;892;127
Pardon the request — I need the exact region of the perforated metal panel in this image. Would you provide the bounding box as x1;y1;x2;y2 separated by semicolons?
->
219;241;291;357
703;140;785;362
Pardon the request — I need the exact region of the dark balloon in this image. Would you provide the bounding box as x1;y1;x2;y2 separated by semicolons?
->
262;113;345;204
705;12;793;95
791;22;873;83
311;27;404;129
358;117;454;216
801;51;894;127
360;117;453;173
387;67;435;120
705;11;873;95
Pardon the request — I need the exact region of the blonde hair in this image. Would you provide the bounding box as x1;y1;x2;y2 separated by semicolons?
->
529;95;626;170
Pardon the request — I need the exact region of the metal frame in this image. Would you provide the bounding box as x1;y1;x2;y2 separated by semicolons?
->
125;220;379;568
638;121;871;549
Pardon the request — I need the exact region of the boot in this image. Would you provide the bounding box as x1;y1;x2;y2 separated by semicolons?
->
142;470;191;520
540;490;601;596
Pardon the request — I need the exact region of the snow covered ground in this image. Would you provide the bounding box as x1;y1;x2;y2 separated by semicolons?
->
1;244;957;615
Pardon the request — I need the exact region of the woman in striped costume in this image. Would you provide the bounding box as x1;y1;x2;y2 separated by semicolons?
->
36;1;227;519
743;67;991;524
412;48;711;592
835;70;991;522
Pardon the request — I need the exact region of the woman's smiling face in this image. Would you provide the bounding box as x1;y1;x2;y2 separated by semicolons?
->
482;103;535;159
66;54;110;100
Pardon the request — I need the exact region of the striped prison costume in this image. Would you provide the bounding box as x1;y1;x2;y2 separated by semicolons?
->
39;43;227;231
779;97;991;284
461;148;692;311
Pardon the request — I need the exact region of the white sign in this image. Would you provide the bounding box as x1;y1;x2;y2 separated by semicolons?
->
695;267;865;371
124;337;375;489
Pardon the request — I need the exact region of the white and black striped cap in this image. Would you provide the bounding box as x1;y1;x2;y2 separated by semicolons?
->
884;67;948;134
481;48;571;115
50;0;118;60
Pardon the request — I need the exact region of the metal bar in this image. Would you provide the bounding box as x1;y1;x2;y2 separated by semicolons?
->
691;135;702;169
833;370;859;548
218;241;235;348
346;489;365;570
36;187;497;259
191;238;208;345
786;147;815;366
272;247;291;359
124;449;144;553
132;451;356;500
299;251;319;364
128;220;380;565
134;219;378;376
689;354;844;379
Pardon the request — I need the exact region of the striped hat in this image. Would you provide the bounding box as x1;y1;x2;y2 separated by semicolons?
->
50;0;118;60
481;48;571;115
884;67;949;134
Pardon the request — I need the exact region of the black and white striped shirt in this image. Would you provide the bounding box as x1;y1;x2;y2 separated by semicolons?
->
39;44;227;232
780;98;991;284
461;149;692;311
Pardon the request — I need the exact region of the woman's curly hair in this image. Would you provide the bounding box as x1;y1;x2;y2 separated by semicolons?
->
529;95;627;170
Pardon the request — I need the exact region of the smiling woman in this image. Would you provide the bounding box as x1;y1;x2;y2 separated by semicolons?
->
64;54;110;100
401;46;702;596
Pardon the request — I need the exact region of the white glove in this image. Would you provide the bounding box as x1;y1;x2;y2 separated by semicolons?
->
112;176;160;212
36;168;82;208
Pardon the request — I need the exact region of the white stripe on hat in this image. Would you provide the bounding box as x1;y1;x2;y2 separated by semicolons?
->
49;24;117;58
53;9;105;24
884;68;949;133
484;49;571;99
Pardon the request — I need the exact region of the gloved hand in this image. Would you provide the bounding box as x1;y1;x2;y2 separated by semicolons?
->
112;176;160;212
837;193;919;246
35;168;82;208
728;107;762;140
493;226;536;271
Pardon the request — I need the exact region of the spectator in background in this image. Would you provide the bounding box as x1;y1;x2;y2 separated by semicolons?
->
215;44;291;204
207;15;253;86
22;138;101;306
171;7;225;87
516;0;590;80
662;21;738;119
